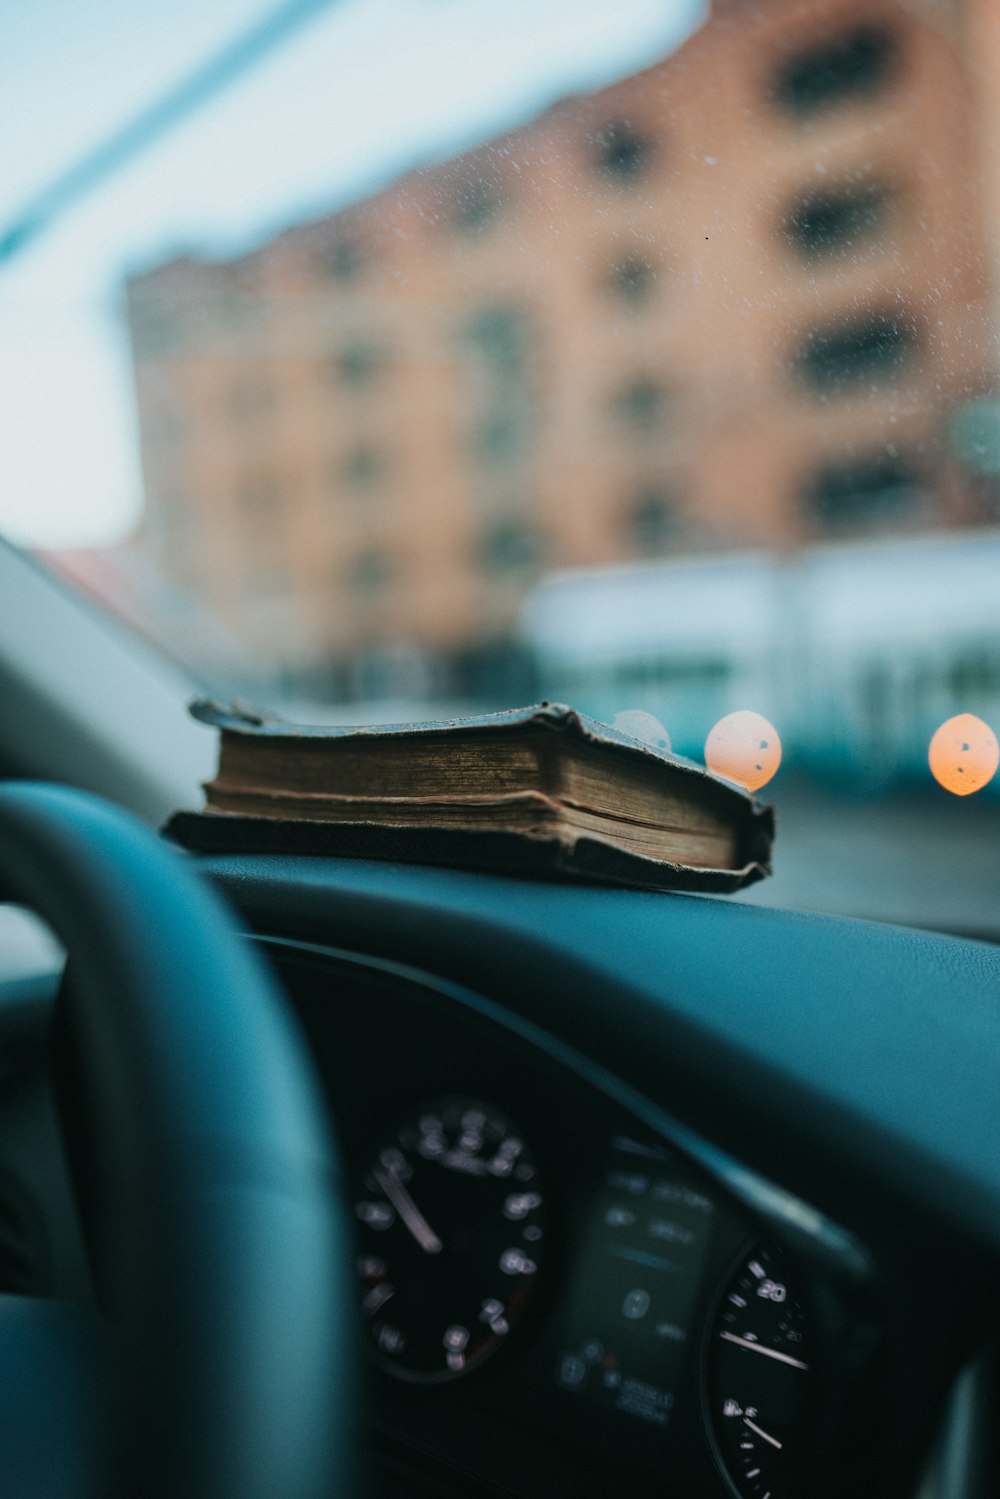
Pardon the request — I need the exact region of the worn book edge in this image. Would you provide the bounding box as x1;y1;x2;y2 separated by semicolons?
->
165;699;774;893
163;811;771;893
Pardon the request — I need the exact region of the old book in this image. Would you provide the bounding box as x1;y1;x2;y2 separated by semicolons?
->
165;700;774;893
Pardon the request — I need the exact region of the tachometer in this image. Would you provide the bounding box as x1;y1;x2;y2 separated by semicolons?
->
354;1098;544;1381
707;1243;809;1498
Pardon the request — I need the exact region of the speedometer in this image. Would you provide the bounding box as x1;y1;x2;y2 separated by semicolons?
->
707;1243;810;1498
354;1098;544;1381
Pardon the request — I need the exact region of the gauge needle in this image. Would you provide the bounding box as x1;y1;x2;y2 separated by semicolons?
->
744;1416;783;1450
719;1332;809;1370
374;1167;443;1255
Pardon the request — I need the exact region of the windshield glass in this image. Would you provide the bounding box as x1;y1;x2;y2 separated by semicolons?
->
5;0;1000;933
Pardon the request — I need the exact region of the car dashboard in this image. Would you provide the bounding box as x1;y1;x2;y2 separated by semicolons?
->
0;850;998;1499
208;853;1000;1499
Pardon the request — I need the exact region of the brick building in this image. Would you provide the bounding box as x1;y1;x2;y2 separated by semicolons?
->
127;0;996;703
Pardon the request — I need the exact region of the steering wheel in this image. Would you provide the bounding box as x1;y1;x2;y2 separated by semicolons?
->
0;782;356;1499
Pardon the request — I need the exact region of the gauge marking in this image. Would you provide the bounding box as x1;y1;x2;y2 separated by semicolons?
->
363;1282;394;1313
499;1247;536;1275
443;1149;488;1176
719;1331;808;1370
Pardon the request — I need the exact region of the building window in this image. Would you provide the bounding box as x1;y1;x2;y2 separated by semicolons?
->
464;303;534;466
465;304;530;378
471;410;529;464
479;520;543;574
210;288;264;339
611;376;668;431
130;303;179;358
326;238;364;281
794;312;915;393
335;341;387;388
592;120;654;182
785;183;890;259
772;26;898;117
454;180;503;233
628;483;678;554
607;253;657;304
341;444;385;490
804;453;923;530
350;549;394;592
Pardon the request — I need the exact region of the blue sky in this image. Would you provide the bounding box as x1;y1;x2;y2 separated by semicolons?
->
0;0;705;547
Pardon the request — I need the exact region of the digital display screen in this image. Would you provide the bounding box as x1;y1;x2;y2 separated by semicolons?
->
555;1143;716;1427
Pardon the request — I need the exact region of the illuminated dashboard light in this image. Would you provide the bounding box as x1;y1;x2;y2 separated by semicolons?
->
704;711;781;792
612;710;671;751
928;713;998;796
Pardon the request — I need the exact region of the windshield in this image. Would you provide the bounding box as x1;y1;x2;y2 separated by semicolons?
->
5;0;1000;933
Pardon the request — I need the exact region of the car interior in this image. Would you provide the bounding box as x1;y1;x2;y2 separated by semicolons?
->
4;2;1000;1496
0;543;998;1499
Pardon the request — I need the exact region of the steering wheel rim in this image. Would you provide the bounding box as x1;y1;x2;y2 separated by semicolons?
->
0;781;356;1499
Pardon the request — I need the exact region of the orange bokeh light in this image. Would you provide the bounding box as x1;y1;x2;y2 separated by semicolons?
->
928;713;999;796
704;710;781;792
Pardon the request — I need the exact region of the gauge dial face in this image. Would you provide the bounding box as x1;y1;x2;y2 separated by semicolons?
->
355;1098;544;1381
709;1244;809;1499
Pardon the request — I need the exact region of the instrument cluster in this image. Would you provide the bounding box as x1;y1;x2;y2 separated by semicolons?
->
265;937;858;1499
